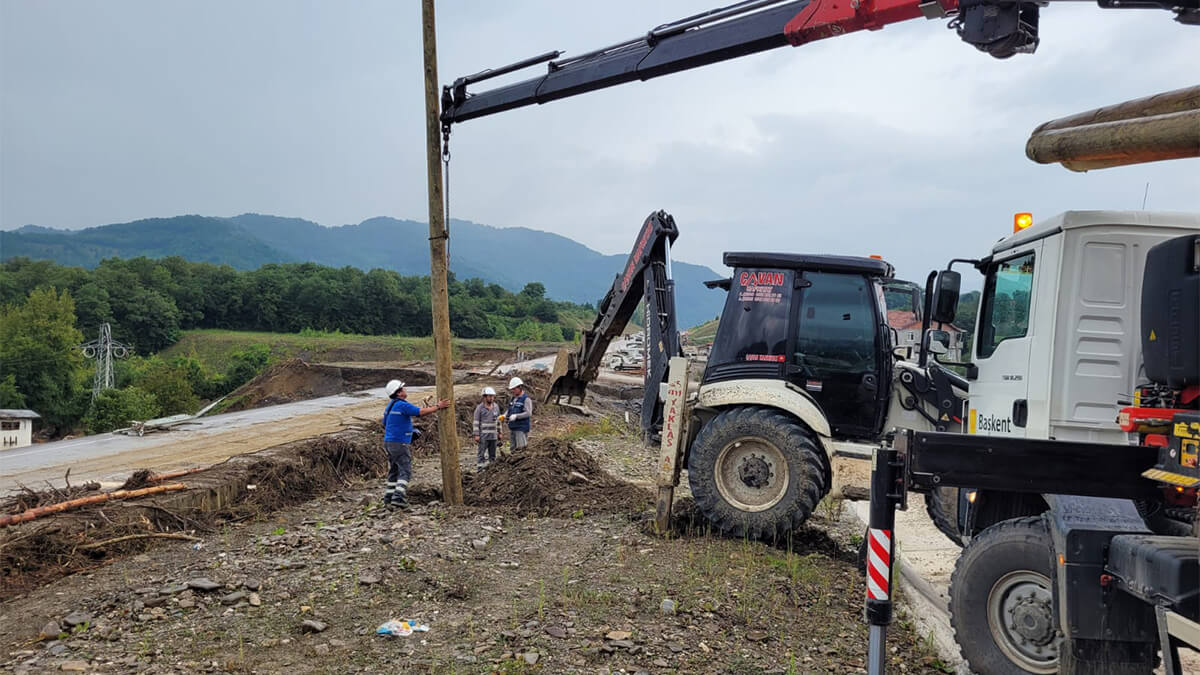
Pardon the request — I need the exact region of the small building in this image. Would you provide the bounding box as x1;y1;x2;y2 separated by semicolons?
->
0;409;40;449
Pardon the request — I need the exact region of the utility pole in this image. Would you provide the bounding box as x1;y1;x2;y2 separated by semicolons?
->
81;323;130;399
421;0;463;505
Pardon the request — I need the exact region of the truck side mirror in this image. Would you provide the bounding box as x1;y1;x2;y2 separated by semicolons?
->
932;270;961;324
925;329;950;355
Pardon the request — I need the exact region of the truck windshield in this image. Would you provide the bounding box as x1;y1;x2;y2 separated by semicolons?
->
977;252;1035;358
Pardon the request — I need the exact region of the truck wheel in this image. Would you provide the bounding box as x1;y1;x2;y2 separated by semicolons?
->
949;515;1059;674
924;487;964;547
686;406;827;541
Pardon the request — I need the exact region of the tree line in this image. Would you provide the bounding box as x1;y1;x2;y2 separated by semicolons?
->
1;257;589;354
0;285;274;435
0;257;591;436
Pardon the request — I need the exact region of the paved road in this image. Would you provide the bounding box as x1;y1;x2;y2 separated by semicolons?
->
0;385;426;494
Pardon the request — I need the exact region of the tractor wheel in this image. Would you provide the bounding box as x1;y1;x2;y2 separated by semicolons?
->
925;487;964;547
950;515;1059;674
686;406;827;541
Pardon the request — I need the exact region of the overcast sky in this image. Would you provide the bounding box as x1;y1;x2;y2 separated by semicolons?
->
2;1;1197;283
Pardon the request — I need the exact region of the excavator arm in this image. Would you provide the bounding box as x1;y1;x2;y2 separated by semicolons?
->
442;0;1197;125
547;211;682;437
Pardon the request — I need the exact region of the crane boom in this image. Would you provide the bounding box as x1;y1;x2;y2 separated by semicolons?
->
442;0;1197;125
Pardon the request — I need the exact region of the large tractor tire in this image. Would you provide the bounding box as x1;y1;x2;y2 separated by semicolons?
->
686;406;828;541
925;486;964;547
949;515;1060;674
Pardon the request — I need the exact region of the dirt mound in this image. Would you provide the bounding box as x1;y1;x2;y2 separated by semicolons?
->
224;359;433;412
466;437;651;517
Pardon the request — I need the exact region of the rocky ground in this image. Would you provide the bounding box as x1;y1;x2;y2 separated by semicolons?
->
0;394;953;674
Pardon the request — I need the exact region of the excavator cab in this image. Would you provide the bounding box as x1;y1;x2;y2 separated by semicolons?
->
704;253;895;439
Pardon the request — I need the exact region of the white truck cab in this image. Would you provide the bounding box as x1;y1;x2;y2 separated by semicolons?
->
968;210;1200;443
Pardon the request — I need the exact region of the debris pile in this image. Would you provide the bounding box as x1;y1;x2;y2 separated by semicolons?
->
0;429;385;599
467;437;650;517
1;481;101;516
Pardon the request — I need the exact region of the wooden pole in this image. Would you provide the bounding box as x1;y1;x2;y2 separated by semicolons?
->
1026;85;1200;171
421;0;463;505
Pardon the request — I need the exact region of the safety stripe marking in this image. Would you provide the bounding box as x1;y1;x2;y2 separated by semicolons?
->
866;528;892;601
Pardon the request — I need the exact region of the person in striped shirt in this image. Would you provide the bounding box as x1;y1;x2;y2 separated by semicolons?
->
472;386;503;471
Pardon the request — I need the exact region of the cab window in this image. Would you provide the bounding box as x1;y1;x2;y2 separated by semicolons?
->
977;252;1035;358
794;272;878;373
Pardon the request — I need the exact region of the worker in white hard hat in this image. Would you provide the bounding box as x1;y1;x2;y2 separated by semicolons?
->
502;376;533;455
381;379;448;509
472;386;503;471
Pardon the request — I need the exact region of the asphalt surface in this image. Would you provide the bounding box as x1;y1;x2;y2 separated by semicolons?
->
0;385;416;494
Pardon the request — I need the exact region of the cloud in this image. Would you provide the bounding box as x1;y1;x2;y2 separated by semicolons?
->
2;0;1197;287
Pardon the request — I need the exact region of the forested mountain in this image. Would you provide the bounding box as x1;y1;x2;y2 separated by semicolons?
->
2;214;724;328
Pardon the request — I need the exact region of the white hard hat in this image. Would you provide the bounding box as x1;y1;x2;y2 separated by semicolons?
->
508;376;524;390
385;379;405;397
482;386;496;396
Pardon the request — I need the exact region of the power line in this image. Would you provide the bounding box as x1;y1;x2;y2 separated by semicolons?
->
80;323;130;399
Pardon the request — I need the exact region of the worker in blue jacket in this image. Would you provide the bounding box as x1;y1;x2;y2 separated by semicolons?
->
382;379;448;509
502;376;533;456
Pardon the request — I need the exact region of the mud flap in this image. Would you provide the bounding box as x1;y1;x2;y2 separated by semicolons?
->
1045;495;1158;672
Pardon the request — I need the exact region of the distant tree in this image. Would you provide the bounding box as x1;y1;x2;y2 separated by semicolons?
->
84;387;161;433
128;357;200;416
226;344;272;389
513;320;542;341
520;282;546;300
0;287;88;430
117;287;182;353
539;323;564;342
73;282;114;333
0;374;26;408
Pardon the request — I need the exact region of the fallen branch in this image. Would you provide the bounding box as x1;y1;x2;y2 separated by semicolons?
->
0;483;188;528
147;467;205;483
78;532;200;550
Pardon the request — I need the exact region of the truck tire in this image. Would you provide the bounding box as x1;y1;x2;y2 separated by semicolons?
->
924;487;964;547
949;515;1059;674
686;406;827;541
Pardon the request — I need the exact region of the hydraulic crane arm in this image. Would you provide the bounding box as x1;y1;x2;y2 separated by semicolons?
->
442;0;1198;125
546;211;682;437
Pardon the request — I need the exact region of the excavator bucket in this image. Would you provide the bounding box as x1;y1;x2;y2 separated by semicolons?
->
545;347;588;406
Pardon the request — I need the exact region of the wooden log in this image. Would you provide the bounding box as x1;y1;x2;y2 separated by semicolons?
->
0;483;188;528
1026;109;1200;171
1032;85;1200;132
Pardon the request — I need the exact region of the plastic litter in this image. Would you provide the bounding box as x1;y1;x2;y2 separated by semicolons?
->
376;619;429;637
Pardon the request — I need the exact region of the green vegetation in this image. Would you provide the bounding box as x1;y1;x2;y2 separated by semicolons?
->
687;316;720;346
1;257;591;355
0;253;590;436
162;330;564;375
83;387;160;433
0;287;89;429
1;213;724;329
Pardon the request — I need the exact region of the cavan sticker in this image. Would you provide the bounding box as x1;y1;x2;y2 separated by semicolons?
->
737;271;785;304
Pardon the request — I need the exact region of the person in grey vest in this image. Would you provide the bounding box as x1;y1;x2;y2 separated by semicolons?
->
472;386;502;471
503;376;532;455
